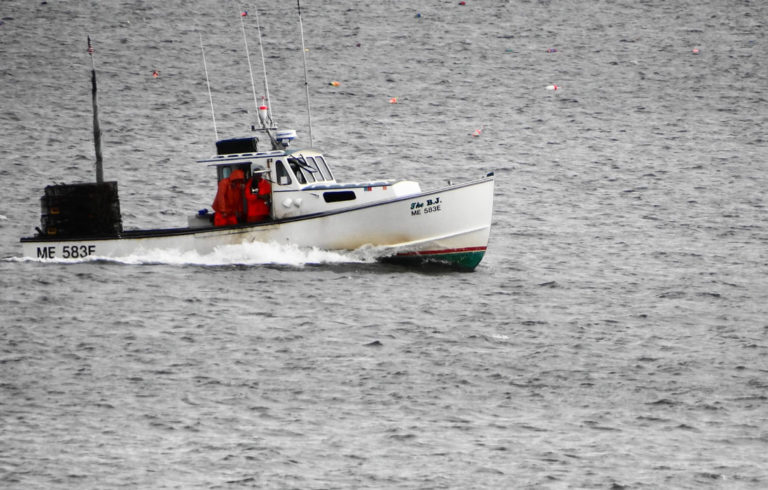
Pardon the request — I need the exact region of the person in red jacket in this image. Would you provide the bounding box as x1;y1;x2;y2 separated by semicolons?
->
212;169;246;226
245;171;272;222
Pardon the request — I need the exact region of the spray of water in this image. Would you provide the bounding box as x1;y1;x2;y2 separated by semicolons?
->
9;241;389;267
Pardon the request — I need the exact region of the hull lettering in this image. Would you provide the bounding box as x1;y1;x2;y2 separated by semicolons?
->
37;246;56;259
410;196;442;216
36;244;96;259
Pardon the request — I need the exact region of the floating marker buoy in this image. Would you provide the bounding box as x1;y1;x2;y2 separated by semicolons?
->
241;11;247;17
546;84;559;91
416;12;422;18
692;48;700;55
546;48;558;53
152;70;159;78
329;81;340;87
471;126;484;137
459;1;466;5
389;97;398;104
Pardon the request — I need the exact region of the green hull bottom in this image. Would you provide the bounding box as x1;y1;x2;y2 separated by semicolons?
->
384;249;486;271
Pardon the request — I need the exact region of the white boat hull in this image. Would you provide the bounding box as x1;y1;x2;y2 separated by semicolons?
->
22;176;494;269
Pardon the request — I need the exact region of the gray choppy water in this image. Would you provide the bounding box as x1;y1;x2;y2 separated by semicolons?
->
1;0;767;488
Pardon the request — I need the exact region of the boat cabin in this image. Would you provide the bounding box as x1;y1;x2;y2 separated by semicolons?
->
194;135;421;226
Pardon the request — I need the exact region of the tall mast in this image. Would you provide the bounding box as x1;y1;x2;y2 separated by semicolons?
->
239;10;261;124
87;35;104;183
297;0;313;147
199;32;219;141
252;7;274;125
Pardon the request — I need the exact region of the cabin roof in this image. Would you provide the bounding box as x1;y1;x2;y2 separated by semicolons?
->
302;181;396;190
197;150;284;166
197;148;324;167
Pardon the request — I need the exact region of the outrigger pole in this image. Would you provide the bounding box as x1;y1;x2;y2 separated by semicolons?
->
297;0;313;147
239;9;261;124
87;35;104;184
251;7;275;125
199;32;219;141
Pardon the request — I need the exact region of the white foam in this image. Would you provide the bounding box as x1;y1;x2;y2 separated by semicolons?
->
116;241;368;267
12;241;379;267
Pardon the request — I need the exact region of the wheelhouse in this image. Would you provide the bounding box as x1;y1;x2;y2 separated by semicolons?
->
198;136;421;222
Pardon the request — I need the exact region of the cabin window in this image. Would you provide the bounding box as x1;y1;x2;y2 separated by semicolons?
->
288;159;308;184
305;157;326;181
276;160;292;185
218;164;251;181
219;166;232;181
316;156;334;181
301;165;316;183
323;191;356;203
298;159;316;183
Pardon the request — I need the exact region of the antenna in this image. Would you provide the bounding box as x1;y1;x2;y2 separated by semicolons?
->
87;35;104;184
239;10;263;125
199;32;219;141
252;7;275;125
297;0;313;147
238;8;280;149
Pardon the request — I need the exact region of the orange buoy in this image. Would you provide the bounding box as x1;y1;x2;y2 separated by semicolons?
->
152;70;159;78
330;81;341;87
389;97;398;104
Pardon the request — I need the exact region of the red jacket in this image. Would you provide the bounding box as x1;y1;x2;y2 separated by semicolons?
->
245;176;271;222
212;169;246;226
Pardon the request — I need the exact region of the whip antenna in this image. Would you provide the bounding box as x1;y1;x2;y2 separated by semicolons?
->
297;0;313;146
199;32;219;141
252;7;275;125
87;35;104;183
239;10;264;126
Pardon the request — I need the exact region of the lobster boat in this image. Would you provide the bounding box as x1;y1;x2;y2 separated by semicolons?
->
19;10;495;270
20;129;495;269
